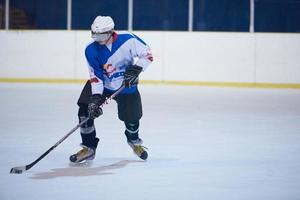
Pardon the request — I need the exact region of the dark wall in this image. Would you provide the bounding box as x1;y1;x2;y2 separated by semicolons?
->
5;0;300;32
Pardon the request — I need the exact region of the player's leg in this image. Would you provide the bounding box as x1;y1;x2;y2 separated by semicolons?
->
69;81;100;163
114;90;148;160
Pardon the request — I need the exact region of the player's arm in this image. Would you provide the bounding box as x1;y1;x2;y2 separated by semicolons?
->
131;35;153;71
85;48;104;95
123;36;153;87
85;49;105;119
88;66;104;95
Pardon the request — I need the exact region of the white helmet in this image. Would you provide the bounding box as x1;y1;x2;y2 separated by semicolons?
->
91;16;115;42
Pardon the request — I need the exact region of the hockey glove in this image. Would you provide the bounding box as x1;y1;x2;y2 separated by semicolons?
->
88;94;104;119
123;65;143;88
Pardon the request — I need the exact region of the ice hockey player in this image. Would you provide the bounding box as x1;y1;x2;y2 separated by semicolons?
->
69;16;153;163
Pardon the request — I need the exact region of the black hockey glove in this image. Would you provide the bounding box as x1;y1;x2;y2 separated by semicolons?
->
88;94;105;119
123;65;143;88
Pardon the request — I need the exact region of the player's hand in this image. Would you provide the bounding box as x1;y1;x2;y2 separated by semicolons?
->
123;65;143;88
88;94;104;119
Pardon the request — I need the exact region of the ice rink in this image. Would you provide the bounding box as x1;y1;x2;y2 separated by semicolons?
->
1;83;300;200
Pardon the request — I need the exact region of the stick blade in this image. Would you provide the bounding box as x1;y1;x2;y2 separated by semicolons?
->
10;166;26;174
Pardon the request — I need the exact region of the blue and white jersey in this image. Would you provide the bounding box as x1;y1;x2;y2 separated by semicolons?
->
85;31;153;95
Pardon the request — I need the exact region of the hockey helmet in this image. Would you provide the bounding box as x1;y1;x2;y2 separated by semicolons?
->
91;16;115;42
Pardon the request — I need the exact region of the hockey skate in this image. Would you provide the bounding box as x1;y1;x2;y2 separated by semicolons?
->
69;142;98;163
70;137;99;163
127;138;148;160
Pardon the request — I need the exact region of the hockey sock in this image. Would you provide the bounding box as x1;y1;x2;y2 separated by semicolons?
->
124;121;139;141
78;105;98;148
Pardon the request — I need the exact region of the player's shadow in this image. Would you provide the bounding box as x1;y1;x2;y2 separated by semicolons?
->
29;160;144;179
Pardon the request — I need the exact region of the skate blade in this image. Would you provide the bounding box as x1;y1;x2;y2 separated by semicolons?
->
69;160;93;167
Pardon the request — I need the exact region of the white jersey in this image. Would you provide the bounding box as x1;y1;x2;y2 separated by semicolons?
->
85;31;153;94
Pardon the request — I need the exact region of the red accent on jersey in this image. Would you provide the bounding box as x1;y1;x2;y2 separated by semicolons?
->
90;77;99;83
112;32;118;42
103;64;117;77
146;53;153;62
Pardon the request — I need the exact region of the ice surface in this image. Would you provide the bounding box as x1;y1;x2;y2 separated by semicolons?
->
1;83;300;200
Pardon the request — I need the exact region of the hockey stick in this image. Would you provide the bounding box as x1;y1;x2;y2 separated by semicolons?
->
10;85;125;174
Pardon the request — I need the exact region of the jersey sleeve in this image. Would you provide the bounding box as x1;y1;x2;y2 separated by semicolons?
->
85;46;104;95
130;34;153;71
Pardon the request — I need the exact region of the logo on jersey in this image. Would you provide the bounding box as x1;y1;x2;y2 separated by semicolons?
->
103;64;117;78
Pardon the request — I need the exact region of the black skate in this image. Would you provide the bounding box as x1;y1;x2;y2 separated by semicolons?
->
127;138;148;160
